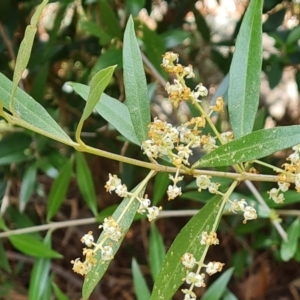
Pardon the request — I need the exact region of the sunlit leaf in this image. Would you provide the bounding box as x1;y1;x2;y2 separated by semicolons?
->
0;73;75;146
123;16;150;143
69;82;140;145
151;196;224;300
194;125;300;168
228;0;263;138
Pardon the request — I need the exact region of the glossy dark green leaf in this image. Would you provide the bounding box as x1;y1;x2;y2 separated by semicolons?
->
132;258;151;300
9;234;62;258
149;224;165;280
126;0;145;17
69;82;140;145
201;268;234;300
0;133;32;166
46;158;73;221
194;125;300;168
28;232;52;300
263;8;286;32
80;21;112;45
160;30;190;48
80;65;116;122
75;152;97;216
286;26;300;47
91;48;122;76
151;196;224;300
123;16;150;143
19;163;37;212
0;73;75;146
82;182;147;299
0;240;11;272
98;0;122;39
141;23;166;77
228;0;263;139
193;7;210;42
265;59;283;89
152;172;170;205
52;282;69;300
280;218;300;261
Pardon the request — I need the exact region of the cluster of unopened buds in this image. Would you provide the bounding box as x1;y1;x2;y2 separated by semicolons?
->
181;231;224;299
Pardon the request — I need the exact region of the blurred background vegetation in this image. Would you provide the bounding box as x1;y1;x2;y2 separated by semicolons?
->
0;0;300;299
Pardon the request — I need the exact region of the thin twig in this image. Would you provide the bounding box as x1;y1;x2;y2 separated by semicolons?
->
245;179;287;241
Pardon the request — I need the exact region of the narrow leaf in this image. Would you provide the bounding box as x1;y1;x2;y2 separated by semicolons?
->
194;125;300;168
82;182;147;299
228;0;263;138
29;232;52;300
132;258;151;300
10;0;48;112
280;218;300;261
0;240;11;272
75;152;97;216
81;65;116;121
19;163;37;212
0;73;75;146
149;224;166;280
46;158;73;221
123;16;150;143
201;267;234;300
52;282;70;300
9;234;62;258
69;82;140;145
151;196;224;300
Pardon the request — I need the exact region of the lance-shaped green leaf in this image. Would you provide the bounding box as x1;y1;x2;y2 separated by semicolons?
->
75;66;115;143
201;267;234;300
29;232;52;300
46;158;73;221
80;65;116;122
123;16;150;143
69;82;140;145
0;73;75;146
280;218;300;262
194;125;300;168
149;223;166;280
75;152;98;216
9;234;62;258
82;178;149;299
10;0;48;113
228;0;263;139
19;163;37;212
151;196;224;300
132;258;151;300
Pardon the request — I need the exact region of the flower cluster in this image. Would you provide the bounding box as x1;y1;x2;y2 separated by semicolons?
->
228;198;257;224
181;231;224;299
161;51;208;107
195;175;220;194
105;173;161;221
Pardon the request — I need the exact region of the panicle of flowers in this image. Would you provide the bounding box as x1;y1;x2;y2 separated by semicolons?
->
228;198;257;224
161;51;208;107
